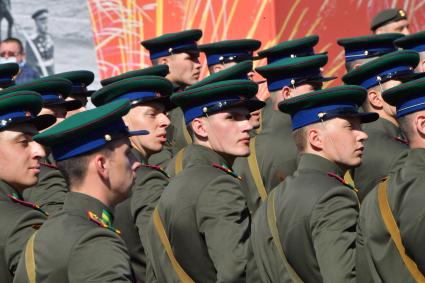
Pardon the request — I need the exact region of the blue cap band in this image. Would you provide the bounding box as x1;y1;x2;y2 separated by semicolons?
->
267;69;321;91
360;66;413;89
267;47;315;64
291;103;357;130
0;111;34;128
41;92;65;104
206;51;252;66
396;95;425;118
183;94;244;124
412;43;425;53
71;84;88;93
345;47;395;62
111;91;159;104
52;119;132;161
149;41;198;60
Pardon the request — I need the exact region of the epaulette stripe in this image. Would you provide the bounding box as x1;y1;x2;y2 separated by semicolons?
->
140;164;170;177
87;211;121;235
212;163;242;180
327;172;357;192
40;162;58;169
8;194;48;216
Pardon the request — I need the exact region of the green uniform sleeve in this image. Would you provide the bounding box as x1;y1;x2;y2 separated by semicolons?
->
23;166;68;214
130;168;168;249
197;174;251;283
5;208;46;275
310;187;358;283
356;206;375;283
68;228;134;282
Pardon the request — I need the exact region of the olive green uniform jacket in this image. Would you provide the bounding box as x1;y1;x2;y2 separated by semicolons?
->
23;156;67;214
146;144;252;282
0;180;46;283
357;149;425;283
251;153;358;283
114;149;169;282
148;108;190;167
14;192;134;283
233;110;298;213
351;118;408;201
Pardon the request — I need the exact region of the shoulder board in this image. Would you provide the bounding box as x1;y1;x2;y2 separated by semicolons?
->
212;163;242;180
40;162;58;170
140;164;170;178
8;194;48;216
393;136;408;145
87;211;121;235
327;172;358;192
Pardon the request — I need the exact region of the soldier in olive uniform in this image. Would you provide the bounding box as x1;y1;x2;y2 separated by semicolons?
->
26;9;54;76
146;79;264;282
92;73;173;282
342;50;422;200
1;77;82;214
337;33;404;72
357;77;425;282
14;99;147;282
251;85;378;282
395;30;425;72
142;30;202;167
256;35;325;131
233;54;335;213
0;90;55;282
371;8;410;35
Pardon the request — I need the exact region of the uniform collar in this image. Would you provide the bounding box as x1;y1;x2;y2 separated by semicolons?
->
0;179;20;200
363;117;402;137
63;192;115;223
131;147;147;164
298;153;345;177
185;143;232;169
402;148;425;170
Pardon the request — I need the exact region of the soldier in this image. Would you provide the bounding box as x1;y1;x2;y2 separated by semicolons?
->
1;78;82;214
14;99;146;282
338;33;404;72
395;30;425;72
92;74;173;282
198;39;261;77
146;79;264;282
165;60;255;176
49;70;96;117
233;54;335;213
0;90;55;282
342;50;422;200
141;30;202;167
26;9;54;76
251;85;378;282
357;77;425;282
371;8;410;35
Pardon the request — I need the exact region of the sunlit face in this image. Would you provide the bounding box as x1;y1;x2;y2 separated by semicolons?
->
375;19;410;35
65;95;87;118
39;105;67;130
249;109;261;130
0;41;24;63
124;101;170;157
199;106;253;157
380;80;402;118
107;138;140;205
317;117;368;169
166;52;201;87
0;123;45;191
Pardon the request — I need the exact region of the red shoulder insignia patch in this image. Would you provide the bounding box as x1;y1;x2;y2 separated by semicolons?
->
8;194;48;216
140;164;170;178
393;136;408;145
212;163;242;180
87;211;121;235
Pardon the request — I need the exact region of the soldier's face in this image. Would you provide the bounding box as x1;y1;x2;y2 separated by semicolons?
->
249;109;261;130
39;106;67;130
124;101;170;157
0;124;45;191
166;52;201;87
318;117;368;169
106;138;141;205
375;19;410;35
65;96;87;118
35;18;48;34
202;106;253;158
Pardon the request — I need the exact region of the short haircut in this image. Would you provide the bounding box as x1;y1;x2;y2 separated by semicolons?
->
2;37;24;54
56;142;114;189
292;127;307;151
397;114;414;143
151;58;160;66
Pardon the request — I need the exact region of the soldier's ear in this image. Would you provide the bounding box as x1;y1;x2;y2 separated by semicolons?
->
93;152;110;181
306;127;324;151
191;118;208;139
158;57;169;65
281;86;291;101
367;88;384;109
415;113;425;137
212;64;224;74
